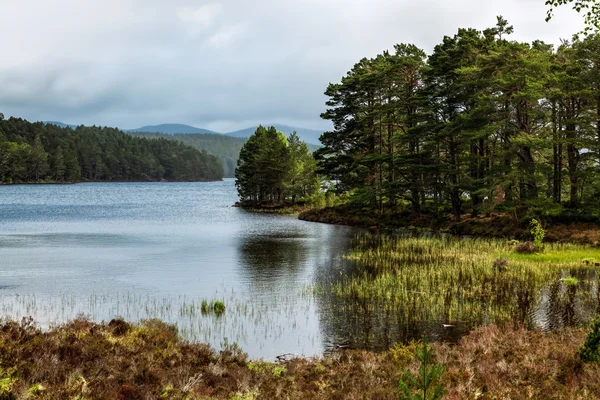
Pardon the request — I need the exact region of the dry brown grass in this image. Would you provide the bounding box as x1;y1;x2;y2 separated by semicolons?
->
0;318;599;399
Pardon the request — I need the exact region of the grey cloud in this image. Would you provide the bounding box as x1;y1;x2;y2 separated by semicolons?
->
0;0;585;132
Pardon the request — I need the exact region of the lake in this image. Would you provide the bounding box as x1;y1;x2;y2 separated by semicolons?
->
0;180;358;359
1;180;599;360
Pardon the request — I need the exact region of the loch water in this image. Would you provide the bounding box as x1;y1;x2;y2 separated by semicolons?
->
1;180;599;359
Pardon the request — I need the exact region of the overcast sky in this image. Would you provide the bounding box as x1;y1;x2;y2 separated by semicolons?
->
0;0;586;132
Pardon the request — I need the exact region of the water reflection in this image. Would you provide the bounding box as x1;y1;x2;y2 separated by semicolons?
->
236;232;308;287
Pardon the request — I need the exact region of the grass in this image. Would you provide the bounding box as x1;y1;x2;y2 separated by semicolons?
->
201;299;226;315
0;318;598;399
320;234;600;348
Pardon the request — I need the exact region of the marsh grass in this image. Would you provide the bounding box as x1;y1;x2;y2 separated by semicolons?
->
200;299;226;315
324;235;600;344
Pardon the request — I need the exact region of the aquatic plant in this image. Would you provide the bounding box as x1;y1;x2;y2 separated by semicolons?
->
561;276;579;287
200;299;226;315
322;234;600;349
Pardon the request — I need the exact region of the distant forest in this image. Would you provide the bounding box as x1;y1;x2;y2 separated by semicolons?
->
0;115;223;184
129;132;246;178
130;131;321;178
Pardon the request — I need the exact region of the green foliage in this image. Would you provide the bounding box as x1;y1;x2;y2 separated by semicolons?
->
200;299;225;315
26;383;45;398
130;131;247;178
317;19;600;224
230;390;258;400
398;337;445;400
0;118;223;183
562;276;579;286
0;376;16;400
580;315;600;362
530;219;546;248
235;126;319;206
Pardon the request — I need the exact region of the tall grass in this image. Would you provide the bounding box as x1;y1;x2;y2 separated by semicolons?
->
324;235;600;343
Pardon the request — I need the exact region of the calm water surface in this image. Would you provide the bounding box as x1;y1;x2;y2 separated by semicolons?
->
0;180;357;359
1;180;598;359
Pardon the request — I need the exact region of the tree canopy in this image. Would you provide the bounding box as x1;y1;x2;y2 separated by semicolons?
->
0;117;223;184
235;126;318;205
316;18;600;222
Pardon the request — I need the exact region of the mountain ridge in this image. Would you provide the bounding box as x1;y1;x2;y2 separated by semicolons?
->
43;121;325;145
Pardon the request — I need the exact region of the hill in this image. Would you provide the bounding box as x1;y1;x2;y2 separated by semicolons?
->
43;121;77;129
129;132;246;178
3;117;223;183
226;124;323;145
127;124;220;135
44;122;325;145
129;131;321;178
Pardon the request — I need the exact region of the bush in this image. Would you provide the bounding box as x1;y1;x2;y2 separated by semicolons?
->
515;242;537;254
580;316;600;363
530;219;546;249
493;258;508;272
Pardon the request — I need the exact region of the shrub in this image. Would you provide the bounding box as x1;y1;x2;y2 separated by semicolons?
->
107;318;131;336
580;316;600;363
493;258;509;272
398;337;445;400
515;241;537;254
530;219;546;249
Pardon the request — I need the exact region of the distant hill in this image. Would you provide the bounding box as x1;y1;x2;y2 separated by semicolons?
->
43;121;324;145
226;124;323;145
129;132;247;178
8;117;223;183
127;124;220;135
130;131;321;178
43;121;77;129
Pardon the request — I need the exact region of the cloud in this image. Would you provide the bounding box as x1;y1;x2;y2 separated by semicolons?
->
177;3;223;36
207;23;248;48
0;0;587;132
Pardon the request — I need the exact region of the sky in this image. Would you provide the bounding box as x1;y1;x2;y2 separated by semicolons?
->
0;0;587;133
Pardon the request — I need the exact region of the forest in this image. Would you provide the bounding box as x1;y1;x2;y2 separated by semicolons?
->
0;116;224;184
313;18;600;224
129;131;246;178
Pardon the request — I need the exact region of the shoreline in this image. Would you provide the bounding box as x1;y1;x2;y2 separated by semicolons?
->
299;206;600;245
0;178;225;186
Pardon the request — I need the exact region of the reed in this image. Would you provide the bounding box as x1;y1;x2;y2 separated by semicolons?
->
324;234;600;343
